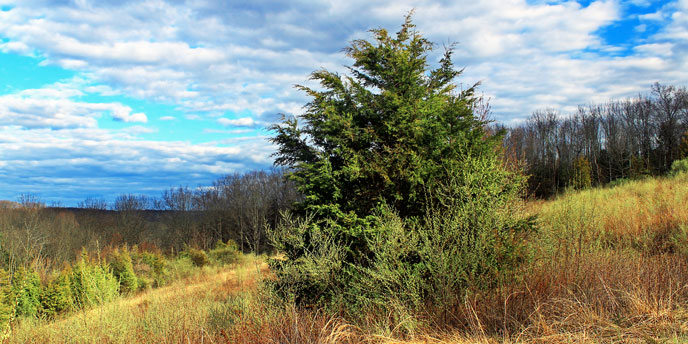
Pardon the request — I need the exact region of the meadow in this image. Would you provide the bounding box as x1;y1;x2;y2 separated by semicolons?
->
1;170;686;343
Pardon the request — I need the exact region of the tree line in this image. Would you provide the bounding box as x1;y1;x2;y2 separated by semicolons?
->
498;83;688;197
0;170;299;275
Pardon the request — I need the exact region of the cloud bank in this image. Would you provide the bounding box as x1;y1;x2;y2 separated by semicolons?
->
0;0;686;203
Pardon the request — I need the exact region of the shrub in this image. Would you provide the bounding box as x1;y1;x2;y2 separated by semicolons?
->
10;267;41;318
187;247;210;267
107;247;138;295
670;157;688;176
0;269;13;336
69;250;119;309
570;156;592;190
132;250;168;288
39;269;73;318
608;178;631;188
166;256;195;281
267;213;346;307
209;240;240;265
267;16;527;323
357;154;529;321
269;151;529;330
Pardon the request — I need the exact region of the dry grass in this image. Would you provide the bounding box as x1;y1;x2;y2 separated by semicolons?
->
4;255;267;343
373;173;688;343
453;173;688;343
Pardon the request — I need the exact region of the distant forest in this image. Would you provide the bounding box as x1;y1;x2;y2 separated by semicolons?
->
0;171;300;273
498;83;688;197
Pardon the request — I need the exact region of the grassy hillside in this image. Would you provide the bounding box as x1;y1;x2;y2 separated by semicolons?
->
3;173;688;343
5;255;266;343
512;173;688;342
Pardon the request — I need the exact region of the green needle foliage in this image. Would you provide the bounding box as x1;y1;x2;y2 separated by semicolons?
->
108;247;139;295
69;250;119;310
10;267;41;318
270;14;496;226
268;14;528;319
39;270;73;318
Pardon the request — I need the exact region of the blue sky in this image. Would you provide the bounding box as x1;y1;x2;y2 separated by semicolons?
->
0;0;686;205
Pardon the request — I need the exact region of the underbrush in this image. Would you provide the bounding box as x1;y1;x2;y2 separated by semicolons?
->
0;240;240;340
267;153;530;335
260;172;688;343
3;254;263;344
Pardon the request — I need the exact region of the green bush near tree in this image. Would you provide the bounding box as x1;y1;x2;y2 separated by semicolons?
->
671;157;688;176
10;267;41;318
39;270;74;318
69;250;119;309
0;269;14;337
186;247;211;267
267;15;529;322
209;240;240;266
132;249;169;289
570;156;592;190
108;247;139;295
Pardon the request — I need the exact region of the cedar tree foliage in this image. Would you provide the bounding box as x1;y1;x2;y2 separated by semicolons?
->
270;14;497;226
268;15;526;309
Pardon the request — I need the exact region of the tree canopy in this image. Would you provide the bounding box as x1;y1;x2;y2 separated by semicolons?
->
267;15;527;311
270;14;497;226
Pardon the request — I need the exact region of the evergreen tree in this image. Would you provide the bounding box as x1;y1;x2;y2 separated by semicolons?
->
270;14;496;229
268;15;525;309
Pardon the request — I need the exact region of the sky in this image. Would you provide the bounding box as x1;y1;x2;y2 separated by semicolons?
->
0;0;686;206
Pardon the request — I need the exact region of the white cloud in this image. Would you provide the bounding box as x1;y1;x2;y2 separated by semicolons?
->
0;40;30;54
1;1;684;123
110;107;147;123
0;124;275;203
0;0;668;124
1;0;688;202
217;117;255;127
0;79;147;128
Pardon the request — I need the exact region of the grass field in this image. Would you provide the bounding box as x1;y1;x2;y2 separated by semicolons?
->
5;255;268;343
4;173;688;343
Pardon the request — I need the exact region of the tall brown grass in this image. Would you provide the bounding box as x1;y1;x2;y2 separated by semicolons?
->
446;173;688;343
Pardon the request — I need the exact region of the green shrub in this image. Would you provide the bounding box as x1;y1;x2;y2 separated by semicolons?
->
108;247;138;295
209;240;240;265
0;269;13;336
132;250;168;288
10;267;41;318
69;250;119;309
39;269;73;318
186;247;210;267
269;153;529;328
344;207;425;324
608;178;631;188
136;276;152;291
670;157;688;176
570;156;592;190
166;256;195;281
353;154;529;322
267;213;346;307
